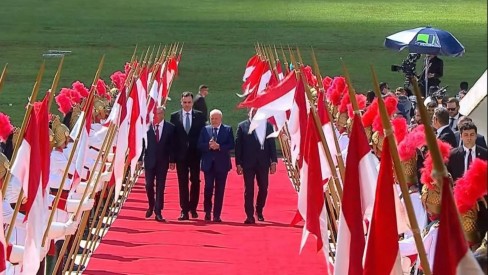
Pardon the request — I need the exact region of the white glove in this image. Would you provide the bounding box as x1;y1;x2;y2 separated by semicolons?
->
64;219;79;236
48;222;68;239
76;182;94;195
100;171;111;182
80;198;95;212
8;244;24;264
70;192;83;200
40;246;48;259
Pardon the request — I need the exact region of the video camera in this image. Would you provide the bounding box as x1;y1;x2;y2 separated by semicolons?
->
429;85;448;99
391;53;421;77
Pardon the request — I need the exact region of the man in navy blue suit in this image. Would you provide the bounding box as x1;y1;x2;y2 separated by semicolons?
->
235;109;277;224
142;106;176;222
198;109;235;222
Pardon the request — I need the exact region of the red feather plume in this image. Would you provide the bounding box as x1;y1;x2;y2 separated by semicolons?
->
339;93;350;113
110;71;126;92
362;99;378;127
398;125;426;161
420;140;452;189
347;94;366;118
72;81;89;98
384;96;399;116
96;78;110;101
392;116;408;143
0;112;14;142
326;76;346;106
454;159;488;213
55;93;73;115
302;66;318;87
322;76;332;91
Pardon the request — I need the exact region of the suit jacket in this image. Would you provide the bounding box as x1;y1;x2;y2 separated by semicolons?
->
447;145;488;181
143;121;176;169
170;109;206;161
193;94;208;122
198;124;235;173
454;131;487;149
235;120;277;170
437;126;457;149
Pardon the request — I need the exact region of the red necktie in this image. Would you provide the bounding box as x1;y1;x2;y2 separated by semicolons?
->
155;124;160;142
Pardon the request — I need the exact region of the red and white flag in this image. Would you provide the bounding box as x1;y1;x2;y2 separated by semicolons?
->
111;86;130;202
0;192;6;273
287;73;309;168
291;112;333;274
363;138;403;275
242;54;260;82
69;96;94;191
239;70;299;135
334;114;378;275
10;108;46;274
432;176;483;275
128;82;143;177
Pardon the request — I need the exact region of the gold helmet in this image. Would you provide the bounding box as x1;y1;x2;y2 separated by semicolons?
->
49;128;55;149
364;126;373;143
421;182;441;216
0;152;9;181
52;116;70;148
69;104;82;131
460;208;479;244
371;131;384;158
12;127;21;147
93;97;108;122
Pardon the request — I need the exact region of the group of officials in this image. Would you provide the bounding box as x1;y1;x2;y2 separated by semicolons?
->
141;86;277;224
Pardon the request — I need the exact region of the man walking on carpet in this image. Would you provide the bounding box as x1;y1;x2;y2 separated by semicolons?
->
235;108;277;224
141;106;176;222
197;109;235;222
170;92;206;220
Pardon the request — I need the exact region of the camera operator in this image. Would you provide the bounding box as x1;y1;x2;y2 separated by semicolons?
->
420;54;444;96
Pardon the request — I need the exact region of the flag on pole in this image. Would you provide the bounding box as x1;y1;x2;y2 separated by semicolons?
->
69;96;94;191
292;112;333;274
334;114;378;275
0;189;6;272
432;176;483;274
363;138;403;275
112;86;130;202
242;54;260;82
128;82;143;177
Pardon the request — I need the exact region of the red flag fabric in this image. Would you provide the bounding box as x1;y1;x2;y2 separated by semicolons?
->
242;54;260;81
335;114;379;275
432;176;483;274
36;92;51;193
363;138;402;275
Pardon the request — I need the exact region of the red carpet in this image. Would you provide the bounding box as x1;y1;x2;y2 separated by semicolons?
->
85;160;327;275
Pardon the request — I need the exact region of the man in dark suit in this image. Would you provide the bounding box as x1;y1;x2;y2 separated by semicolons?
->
193;84;209;122
235;109;277;224
420;54;443;97
446;97;462;132
432;106;457;148
454;116;487;149
447;121;488;181
141;106;176;222
170;91;206;220
197;109;235;222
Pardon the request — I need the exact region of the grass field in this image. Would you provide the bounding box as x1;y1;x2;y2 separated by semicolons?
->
0;0;486;127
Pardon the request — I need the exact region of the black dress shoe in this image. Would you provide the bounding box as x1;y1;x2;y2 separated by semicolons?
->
204;213;211;221
155;214;166;222
145;209;153;219
213;217;222;223
76;246;91;254
178;213;189;221
257;213;264;222
72;264;85;272
244;217;255;224
191;210;198;219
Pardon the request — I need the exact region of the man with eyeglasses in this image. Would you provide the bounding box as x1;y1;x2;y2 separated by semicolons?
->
446;97;462;131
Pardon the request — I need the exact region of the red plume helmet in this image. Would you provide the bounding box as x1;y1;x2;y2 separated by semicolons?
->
322;76;332;91
110;71;126;92
301;66;317;87
72;81;89;98
0;112;14;143
454;159;488;213
55;93;73;116
326;76;346;107
362;99;378;127
420;140;452;189
391;116;408;143
347;94;366;118
398;125;426;161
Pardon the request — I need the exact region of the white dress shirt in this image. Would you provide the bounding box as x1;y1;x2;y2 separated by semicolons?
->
183;109;193;129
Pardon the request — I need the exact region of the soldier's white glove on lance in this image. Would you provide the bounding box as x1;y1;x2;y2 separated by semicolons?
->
66;198;95;212
48;222;68;240
7;244;24;264
76;182;94;195
64;218;79;235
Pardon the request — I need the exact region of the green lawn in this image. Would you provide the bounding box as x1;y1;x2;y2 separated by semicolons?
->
0;0;486;127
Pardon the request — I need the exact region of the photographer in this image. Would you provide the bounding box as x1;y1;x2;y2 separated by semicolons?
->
420;54;444;96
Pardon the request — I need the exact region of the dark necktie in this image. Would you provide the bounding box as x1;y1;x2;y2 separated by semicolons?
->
212;127;218;141
449;117;455;129
185;112;191;133
467;148;472;170
155;124;160;142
